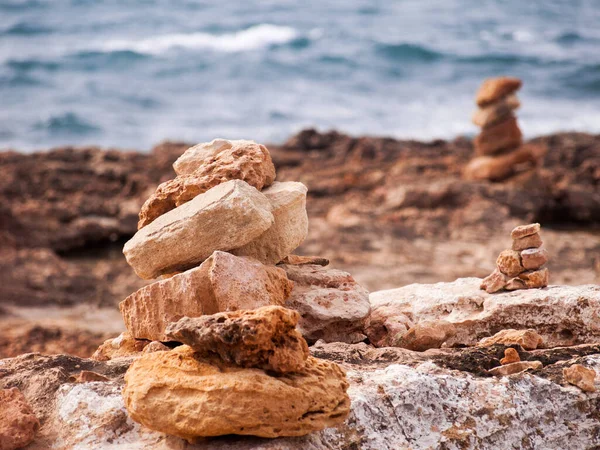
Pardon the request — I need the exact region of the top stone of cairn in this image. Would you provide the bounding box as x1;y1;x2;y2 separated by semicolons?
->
476;76;522;107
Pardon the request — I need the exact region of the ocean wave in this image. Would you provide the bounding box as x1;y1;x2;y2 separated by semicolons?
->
99;24;299;55
375;43;443;62
2;21;54;36
33;113;101;135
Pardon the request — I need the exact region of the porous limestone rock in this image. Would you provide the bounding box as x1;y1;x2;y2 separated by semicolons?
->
280;264;370;344
367;278;600;348
0;388;39;450
511;223;541;240
142;342;170;354
122;346;350;439
124;180;274;279
120;251;293;341
232;182;308;265
138;139;276;228
521;247;549;270
488;360;542;376
480;268;508;294
91;332;150;361
476;76;522;107
500;348;520;365
165;306;309;374
496;249;524;277
511;268;549;289
563;364;596;392
478;329;543;350
474;116;523;156
472;94;520;128
512;232;543;251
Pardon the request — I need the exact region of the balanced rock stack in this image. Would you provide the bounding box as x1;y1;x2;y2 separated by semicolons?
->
464;77;546;181
481;223;549;293
98;138;363;440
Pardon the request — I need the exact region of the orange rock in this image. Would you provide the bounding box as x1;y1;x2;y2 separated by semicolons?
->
478;329;543;350
512;232;543;251
120;251;293;341
500;348;521;365
521;247;549;270
476;76;522;107
0;388;39;450
516;268;549;289
142;341;170;354
165;306;309;374
474;116;522;156
511;223;541;240
463;143;546;182
91;332;150;361
393;320;456;351
123;346;350;439
472;94;520;128
480;268;509;293
138;139;276;228
496;249;524;277
488;360;542;376
563;364;596;392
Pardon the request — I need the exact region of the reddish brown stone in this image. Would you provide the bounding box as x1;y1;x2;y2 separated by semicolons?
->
511;223;541;240
512;233;543;251
521;247;549;270
476;77;522;107
0;388;39;450
496;249;524;277
480;268;509;293
500;348;521;365
474;116;523;156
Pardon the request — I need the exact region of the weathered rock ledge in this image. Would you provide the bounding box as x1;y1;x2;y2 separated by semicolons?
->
2;339;600;449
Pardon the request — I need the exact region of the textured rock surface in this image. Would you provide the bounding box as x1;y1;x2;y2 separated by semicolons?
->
281;264;370;343
120;251;292;341
280;255;329;266
91;332;150;361
510;267;549;289
521;247;549;269
500;348;520;365
476;76;522;107
512;232;543;251
4;343;600;449
0;388;39;450
124;180;274;279
496;249;524;277
165;306;309;373
488;360;542;376
480;268;509;293
232;181;308;265
393;320;456;351
123;346;350;439
367;278;600;348
563;364;596;392
139;139;276;228
474;116;523;156
511;223;541;239
478;329;544;350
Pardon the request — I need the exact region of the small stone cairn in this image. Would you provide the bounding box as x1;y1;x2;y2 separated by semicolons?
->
464;76;545;181
481;223;549;293
91;139;372;440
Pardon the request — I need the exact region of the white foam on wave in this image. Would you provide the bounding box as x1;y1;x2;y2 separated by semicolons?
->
100;24;299;55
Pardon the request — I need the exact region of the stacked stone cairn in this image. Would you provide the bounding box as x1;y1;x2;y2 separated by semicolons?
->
481;223;549;293
92;138;372;440
464;76;546;181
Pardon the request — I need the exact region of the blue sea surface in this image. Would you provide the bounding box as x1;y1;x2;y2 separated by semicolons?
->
1;0;600;151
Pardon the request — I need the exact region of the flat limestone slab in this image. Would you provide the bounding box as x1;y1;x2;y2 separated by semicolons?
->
123;180;274;279
232;181;308;265
120;251;293;341
366;278;600;348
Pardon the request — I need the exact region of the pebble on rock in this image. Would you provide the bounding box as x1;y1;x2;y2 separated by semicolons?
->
500;348;521;365
563;364;597;392
521;247;549;270
512;232;543;251
496;249;524;277
511;223;541;240
480;268;509;294
488;360;542;377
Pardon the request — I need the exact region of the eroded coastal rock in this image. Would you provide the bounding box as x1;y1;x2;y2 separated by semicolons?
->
123;180;274;279
138;139;276;228
281;264;370;343
122;346;350;440
0;388;39;450
120;251;293;341
165;306;309;373
366;278;600;349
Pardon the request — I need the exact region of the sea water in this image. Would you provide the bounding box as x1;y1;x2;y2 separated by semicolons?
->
1;0;599;151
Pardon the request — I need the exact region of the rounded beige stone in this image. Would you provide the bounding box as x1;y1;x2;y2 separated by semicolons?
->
511;223;541;240
496;249;524;277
